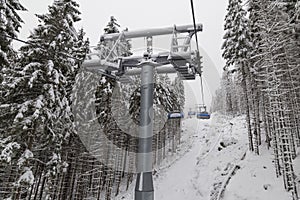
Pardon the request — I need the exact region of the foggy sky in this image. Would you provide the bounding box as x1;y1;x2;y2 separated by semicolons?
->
17;0;228;110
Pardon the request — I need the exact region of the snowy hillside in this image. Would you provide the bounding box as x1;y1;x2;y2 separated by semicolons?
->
117;113;293;200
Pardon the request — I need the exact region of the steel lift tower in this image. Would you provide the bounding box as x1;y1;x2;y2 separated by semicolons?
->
82;23;203;200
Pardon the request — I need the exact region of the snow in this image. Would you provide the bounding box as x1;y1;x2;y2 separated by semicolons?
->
115;113;294;200
14;112;24;121
47;60;54;74
0;142;20;163
53;69;60;84
28;70;40;88
17;167;34;186
296;1;300;7
101;76;107;84
0;104;10;108
32;109;40;119
46;152;60;166
223;146;291;200
48;85;55;102
35;96;44;109
18;149;34;167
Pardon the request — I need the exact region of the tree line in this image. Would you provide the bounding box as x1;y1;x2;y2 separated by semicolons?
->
0;0;185;199
212;0;300;199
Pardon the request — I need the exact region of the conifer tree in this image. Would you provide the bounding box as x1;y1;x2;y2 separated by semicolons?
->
222;0;256;153
0;0;88;197
0;0;26;127
255;2;299;198
173;77;185;111
0;1;26;197
0;0;26;80
220;0;300;198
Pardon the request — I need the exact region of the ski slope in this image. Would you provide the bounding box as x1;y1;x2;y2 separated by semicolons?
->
117;113;292;200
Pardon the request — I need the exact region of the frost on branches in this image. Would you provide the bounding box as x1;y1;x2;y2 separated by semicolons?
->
218;0;300;199
0;0;89;198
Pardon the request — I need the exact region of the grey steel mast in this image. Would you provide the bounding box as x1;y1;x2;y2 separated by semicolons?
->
82;23;203;200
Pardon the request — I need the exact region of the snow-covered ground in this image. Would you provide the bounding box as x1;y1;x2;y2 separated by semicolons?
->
223;146;291;200
116;113;293;200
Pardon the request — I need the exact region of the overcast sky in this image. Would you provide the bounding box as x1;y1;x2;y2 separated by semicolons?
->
17;0;228;110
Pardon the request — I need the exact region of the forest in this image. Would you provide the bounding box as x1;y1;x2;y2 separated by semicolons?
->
212;0;300;199
1;0;300;199
0;0;185;199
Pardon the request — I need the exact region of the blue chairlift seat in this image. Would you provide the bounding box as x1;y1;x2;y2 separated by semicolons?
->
168;111;184;119
197;112;210;119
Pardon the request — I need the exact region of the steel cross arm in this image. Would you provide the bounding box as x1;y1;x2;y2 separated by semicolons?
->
83;64;177;77
82;51;194;71
82;59;119;71
100;23;203;41
122;64;177;76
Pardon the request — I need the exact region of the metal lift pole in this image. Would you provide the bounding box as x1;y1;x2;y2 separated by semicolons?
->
82;23;203;200
135;61;155;200
135;34;154;200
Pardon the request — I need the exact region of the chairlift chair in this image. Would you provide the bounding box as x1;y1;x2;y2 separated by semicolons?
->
196;105;210;119
168;111;184;119
196;111;210;119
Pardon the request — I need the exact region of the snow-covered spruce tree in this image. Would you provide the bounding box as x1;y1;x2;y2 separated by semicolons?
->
0;0;88;198
222;70;234;115
173;76;185;111
0;0;26;133
232;3;300;195
165;75;182;152
247;0;300;198
247;0;283;177
0;0;26;84
211;88;226;114
276;0;300;148
211;70;244;115
95;16;132;132
98;16;132;61
247;0;270;149
0;0;26;198
295;1;300;41
211;72;231;115
90;16;134;199
230;72;245;115
97;16;132;148
222;0;258;154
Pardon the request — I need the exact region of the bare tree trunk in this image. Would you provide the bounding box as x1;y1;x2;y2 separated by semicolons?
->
241;63;254;152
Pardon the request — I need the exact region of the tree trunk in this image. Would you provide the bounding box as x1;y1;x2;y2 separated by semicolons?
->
241;63;254;152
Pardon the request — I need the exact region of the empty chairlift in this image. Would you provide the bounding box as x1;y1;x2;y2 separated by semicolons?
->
168;110;184;119
197;111;210;119
196;105;210;119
